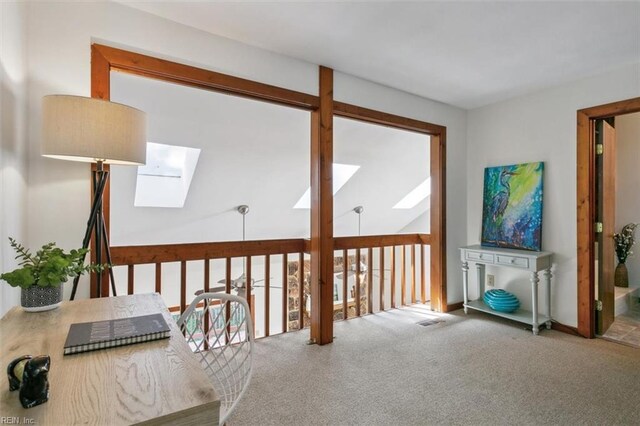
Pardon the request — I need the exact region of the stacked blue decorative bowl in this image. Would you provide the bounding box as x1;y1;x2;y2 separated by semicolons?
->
483;289;520;313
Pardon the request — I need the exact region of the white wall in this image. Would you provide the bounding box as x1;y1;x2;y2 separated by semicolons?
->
616;112;640;289
24;2;468;308
0;2;28;316
467;63;640;327
400;210;431;234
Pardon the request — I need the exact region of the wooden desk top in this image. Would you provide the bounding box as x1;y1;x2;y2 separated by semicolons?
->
0;293;219;425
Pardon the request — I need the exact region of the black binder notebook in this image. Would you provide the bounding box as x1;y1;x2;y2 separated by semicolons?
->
63;313;171;355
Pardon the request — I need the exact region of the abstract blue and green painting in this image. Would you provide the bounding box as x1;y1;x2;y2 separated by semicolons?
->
481;162;544;251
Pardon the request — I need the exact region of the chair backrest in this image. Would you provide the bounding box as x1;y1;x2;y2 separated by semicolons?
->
177;292;254;425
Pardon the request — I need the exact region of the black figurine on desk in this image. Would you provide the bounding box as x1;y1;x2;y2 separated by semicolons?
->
7;355;51;408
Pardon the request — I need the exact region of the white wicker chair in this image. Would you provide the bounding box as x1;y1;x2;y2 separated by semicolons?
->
177;293;254;425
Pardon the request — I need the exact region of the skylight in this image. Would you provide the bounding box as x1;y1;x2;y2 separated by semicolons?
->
393;177;431;209
134;142;201;208
293;163;360;209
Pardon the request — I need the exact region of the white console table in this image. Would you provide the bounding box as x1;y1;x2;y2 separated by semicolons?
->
460;245;553;335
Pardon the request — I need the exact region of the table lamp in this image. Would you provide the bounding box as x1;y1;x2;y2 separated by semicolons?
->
42;95;147;300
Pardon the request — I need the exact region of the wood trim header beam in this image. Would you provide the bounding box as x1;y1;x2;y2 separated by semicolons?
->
334;101;445;135
93;44;319;110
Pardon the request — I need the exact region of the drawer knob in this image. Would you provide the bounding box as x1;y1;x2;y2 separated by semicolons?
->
510;259;515;263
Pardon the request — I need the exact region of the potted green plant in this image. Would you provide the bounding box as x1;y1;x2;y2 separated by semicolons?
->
613;223;638;288
0;238;103;312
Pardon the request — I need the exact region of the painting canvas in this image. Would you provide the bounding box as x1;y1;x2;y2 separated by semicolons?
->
481;162;544;251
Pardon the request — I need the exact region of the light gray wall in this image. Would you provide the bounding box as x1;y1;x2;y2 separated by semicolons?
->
22;1;468;309
616;112;640;289
467;63;640;327
0;2;28;317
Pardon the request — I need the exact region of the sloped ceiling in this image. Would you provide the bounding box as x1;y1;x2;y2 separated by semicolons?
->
117;1;640;109
110;72;429;246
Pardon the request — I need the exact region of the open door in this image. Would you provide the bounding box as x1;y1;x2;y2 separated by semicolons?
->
596;119;616;335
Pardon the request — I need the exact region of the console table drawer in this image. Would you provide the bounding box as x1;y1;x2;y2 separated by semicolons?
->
496;254;529;269
465;251;494;263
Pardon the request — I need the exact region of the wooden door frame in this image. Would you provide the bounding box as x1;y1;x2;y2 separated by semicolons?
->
90;43;448;343
576;97;640;338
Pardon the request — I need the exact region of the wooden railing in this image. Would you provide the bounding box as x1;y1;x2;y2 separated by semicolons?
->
110;238;308;338
332;233;431;320
109;233;430;337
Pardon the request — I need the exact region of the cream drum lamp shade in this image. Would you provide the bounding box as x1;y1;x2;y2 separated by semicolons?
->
42;95;146;165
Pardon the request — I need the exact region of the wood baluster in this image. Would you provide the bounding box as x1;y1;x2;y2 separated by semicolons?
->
367;247;373;314
180;260;187;314
204;259;210;292
225;257;232;343
411;245;416;304
401;245;406;306
282;253;288;333
299;252;304;330
246;256;254;338
155;263;161;294
420;245;426;304
379;247;385;311
355;249;361;317
203;259;210;350
246;256;252;311
265;255;270;337
342;249;348;320
225;258;232;294
127;265;134;295
391;246;396;309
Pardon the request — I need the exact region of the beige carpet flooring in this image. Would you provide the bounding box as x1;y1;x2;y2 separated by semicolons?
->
230;305;639;425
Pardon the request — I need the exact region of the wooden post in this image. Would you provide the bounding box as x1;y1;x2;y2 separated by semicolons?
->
430;132;447;312
310;66;334;345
